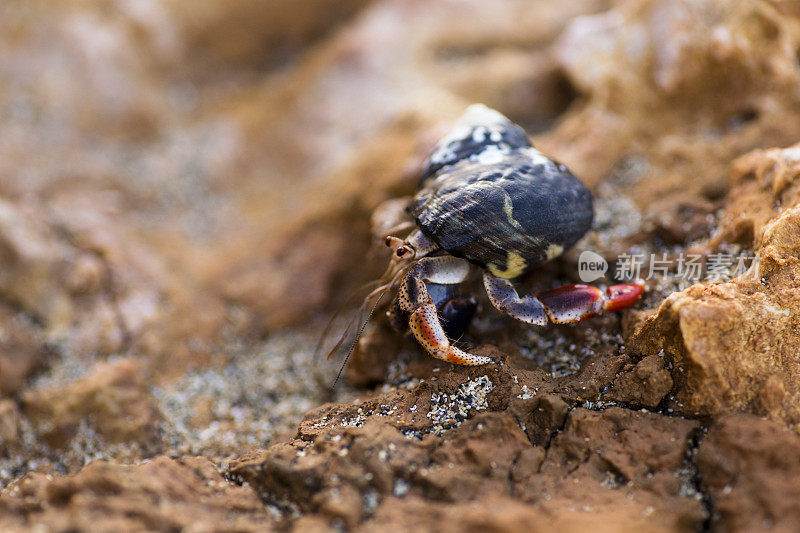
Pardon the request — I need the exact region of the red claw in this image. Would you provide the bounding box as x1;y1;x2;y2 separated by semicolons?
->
536;284;604;323
604;282;644;312
535;281;644;324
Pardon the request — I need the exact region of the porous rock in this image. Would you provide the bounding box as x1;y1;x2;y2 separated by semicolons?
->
606;353;673;408
20;359;162;451
231;368;707;531
629;144;800;426
3;0;800;530
0;305;45;398
0;456;272;532
696;414;800;532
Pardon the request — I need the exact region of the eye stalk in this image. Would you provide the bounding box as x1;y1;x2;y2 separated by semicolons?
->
385;236;416;259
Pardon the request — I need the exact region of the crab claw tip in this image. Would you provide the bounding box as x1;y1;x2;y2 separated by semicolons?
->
604;283;644;312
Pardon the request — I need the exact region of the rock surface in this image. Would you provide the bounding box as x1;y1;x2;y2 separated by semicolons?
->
2;0;800;531
630;145;800;427
0;456;273;532
697;414;800;532
231;365;707;531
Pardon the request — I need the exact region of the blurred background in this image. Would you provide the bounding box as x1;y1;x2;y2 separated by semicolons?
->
2;0;800;502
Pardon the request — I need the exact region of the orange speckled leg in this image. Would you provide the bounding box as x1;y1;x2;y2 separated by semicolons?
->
399;258;492;365
409;303;493;365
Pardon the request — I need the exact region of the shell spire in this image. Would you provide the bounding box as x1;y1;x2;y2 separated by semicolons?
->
421;104;531;183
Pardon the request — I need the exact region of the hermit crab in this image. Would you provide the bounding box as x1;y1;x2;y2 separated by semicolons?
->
324;104;643;369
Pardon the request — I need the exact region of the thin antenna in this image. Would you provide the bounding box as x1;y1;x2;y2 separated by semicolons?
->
314;280;381;361
323;280;390;361
331;290;386;389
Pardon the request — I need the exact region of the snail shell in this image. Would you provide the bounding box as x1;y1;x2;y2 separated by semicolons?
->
411;105;593;280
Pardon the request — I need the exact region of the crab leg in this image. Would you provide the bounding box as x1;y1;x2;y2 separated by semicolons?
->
399;257;494;365
482;273;549;326
483;273;643;325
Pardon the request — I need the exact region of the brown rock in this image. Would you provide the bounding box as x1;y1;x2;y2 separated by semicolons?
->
607;353;673;408
540;407;698;491
630;281;800;422
0;456;272;531
5;0;800;529
712;142;800;249
546;0;800;246
643;197;715;246
0;305;46;397
629;203;800;424
624;140;800;425
508;394;570;445
165;0;370;75
365;492;704;533
210;0;612;331
0;198;150;359
424;412;531;500
233;368;707;531
520;407;706;531
21;359;162;450
697;414;800;532
0;200;85;340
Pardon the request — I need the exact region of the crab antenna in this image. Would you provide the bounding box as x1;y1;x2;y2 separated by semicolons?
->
314;279;382;361
323;263;409;361
328;263;409;388
331;289;386;389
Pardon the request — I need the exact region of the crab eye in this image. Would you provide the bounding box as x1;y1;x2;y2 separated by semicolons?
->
396;246;407;257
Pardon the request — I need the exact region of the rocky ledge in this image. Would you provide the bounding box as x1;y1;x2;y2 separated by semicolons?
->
2;0;800;531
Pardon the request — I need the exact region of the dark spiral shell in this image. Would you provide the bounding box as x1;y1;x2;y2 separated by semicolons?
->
411;105;593;279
